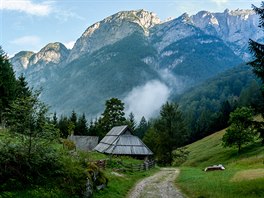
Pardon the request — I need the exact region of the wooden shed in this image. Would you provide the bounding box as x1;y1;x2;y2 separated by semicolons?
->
94;125;153;156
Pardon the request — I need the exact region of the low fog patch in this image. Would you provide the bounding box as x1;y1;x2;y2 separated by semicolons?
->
159;69;189;94
124;80;170;122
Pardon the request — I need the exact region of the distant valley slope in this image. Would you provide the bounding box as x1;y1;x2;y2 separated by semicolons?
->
11;9;263;119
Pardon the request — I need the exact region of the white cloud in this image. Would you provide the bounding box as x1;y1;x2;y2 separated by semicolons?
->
10;35;41;46
64;41;75;49
210;0;229;5
124;80;170;122
1;0;53;16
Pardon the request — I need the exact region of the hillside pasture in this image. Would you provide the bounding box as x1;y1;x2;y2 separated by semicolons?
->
176;129;264;198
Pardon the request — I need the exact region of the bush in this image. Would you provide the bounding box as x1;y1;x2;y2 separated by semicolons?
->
0;135;63;191
172;147;190;166
62;139;76;150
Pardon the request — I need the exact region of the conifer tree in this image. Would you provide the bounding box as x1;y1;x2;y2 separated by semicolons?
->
52;112;58;127
127;112;136;132
58;115;70;138
99;98;126;138
75;113;88;135
146;102;187;165
16;74;32;98
88;118;100;136
135;116;148;139
70;110;77;134
0;47;17;125
249;2;264;92
248;2;264;145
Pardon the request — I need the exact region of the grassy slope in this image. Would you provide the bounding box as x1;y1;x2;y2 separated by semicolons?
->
0;129;158;197
176;129;264;198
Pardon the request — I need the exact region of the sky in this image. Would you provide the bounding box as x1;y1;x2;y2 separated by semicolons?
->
0;0;261;56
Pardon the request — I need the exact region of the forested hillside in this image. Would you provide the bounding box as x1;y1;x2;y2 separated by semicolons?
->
175;64;264;142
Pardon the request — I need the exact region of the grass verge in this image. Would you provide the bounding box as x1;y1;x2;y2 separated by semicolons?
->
93;167;159;198
176;129;264;198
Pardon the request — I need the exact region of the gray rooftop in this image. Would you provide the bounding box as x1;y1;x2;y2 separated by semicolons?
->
94;125;153;156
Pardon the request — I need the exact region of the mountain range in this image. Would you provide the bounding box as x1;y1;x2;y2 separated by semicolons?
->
10;9;263;120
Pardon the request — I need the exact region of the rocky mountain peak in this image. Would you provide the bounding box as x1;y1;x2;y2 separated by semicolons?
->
10;51;34;76
29;42;69;66
178;13;192;23
67;10;160;63
11;42;70;77
227;9;255;18
11;51;34;69
102;9;161;31
191;9;262;60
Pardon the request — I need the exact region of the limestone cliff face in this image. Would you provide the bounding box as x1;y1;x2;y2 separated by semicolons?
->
11;42;69;78
29;42;69;66
67;9;161;63
190;9;263;59
11;42;69;87
11;51;34;76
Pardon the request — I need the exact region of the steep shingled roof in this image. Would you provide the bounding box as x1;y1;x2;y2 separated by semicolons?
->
94;125;153;155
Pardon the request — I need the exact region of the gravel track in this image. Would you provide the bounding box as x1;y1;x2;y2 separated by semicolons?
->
127;168;185;198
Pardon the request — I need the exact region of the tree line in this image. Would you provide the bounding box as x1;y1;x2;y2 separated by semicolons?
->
52;99;150;140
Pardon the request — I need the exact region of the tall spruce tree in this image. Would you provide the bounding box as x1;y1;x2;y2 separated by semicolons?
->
249;2;264;92
0;47;17;125
127;112;136;132
153;102;187;165
58;115;70;138
135;116;148;139
75;113;88;135
16;74;32;98
143;102;187;165
70;110;77;134
248;2;264;144
98;98;126;139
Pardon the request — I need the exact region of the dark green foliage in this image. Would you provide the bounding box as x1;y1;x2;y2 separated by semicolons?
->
88;118;100;136
176;64;263;142
0;47;17;125
5;91;60;166
127;112;137;132
248;2;264;84
58;115;70;138
57;112;91;137
222;107;256;153
172;147;189;166
238;80;264;111
98;98;126;139
135;116;149;139
70;110;77;134
75;113;89;135
16;74;32;98
52;112;58;127
0;134;62;191
56;154;87;196
253;120;264;145
143;126;158;154
144;102;187;165
155;102;187;165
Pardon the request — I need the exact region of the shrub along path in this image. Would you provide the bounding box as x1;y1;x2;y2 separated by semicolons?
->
127;167;185;198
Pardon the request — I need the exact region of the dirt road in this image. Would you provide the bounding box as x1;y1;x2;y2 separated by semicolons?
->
127;167;185;198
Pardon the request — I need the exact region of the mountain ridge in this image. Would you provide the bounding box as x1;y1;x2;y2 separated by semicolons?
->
10;8;263;119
